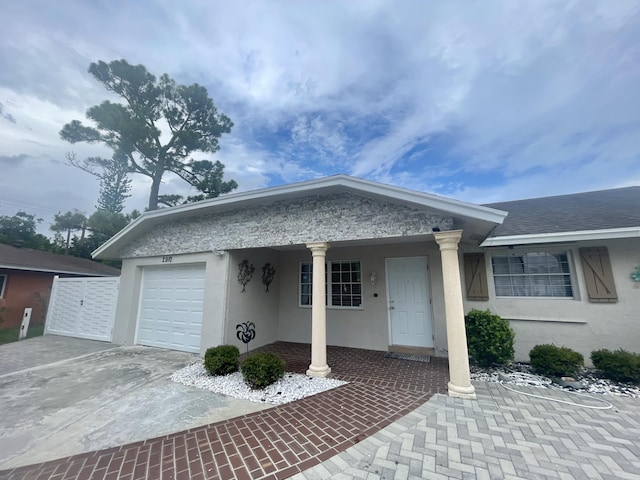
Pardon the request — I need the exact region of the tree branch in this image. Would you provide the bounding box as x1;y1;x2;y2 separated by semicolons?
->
125;152;150;176
65;152;101;178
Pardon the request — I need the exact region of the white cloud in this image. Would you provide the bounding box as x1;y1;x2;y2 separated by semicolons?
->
219;136;320;187
1;0;639;239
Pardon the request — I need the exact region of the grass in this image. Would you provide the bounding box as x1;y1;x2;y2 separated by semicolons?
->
0;323;45;345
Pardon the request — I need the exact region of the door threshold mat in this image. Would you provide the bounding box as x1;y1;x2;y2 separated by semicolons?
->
384;352;431;363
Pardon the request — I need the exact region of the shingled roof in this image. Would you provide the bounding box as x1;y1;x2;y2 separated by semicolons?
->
0;243;120;276
484;186;640;238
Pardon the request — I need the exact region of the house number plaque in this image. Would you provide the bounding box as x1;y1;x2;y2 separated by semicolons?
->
162;256;173;263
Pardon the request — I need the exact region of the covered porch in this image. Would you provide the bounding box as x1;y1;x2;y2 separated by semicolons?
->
226;230;476;399
303;231;474;398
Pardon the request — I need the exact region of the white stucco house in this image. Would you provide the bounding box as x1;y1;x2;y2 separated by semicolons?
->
94;175;640;399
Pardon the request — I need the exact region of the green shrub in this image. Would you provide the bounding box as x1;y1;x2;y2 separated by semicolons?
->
241;352;285;389
204;345;240;376
529;344;584;377
465;309;515;367
591;349;640;384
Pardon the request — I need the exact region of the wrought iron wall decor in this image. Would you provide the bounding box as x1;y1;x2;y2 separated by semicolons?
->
236;321;256;354
262;263;276;292
237;259;255;292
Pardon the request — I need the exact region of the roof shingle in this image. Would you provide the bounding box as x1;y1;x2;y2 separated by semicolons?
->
0;243;120;276
484;186;640;237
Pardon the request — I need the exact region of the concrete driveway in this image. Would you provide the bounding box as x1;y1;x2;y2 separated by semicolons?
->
0;335;269;470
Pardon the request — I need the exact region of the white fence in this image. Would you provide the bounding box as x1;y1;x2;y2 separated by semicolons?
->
45;276;119;342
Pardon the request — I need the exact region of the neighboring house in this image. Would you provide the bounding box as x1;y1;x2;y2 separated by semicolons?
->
94;175;640;399
0;244;120;329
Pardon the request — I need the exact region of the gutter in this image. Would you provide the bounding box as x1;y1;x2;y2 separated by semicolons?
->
480;227;640;247
0;265;118;276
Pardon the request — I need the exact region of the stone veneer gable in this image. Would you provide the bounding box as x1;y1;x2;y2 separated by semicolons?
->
120;193;454;258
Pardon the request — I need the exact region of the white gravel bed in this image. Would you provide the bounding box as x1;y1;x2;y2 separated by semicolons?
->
171;363;347;405
471;363;640;398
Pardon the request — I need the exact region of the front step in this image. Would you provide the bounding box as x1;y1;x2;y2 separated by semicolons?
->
388;345;435;356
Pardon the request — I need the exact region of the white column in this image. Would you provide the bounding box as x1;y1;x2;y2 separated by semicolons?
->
306;242;331;377
434;230;476;399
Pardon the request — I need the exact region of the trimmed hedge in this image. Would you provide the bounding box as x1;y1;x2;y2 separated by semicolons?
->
204;345;240;376
591;349;640;384
465;309;515;367
241;352;285;389
529;344;583;377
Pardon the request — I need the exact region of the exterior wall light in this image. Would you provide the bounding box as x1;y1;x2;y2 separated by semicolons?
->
370;272;377;286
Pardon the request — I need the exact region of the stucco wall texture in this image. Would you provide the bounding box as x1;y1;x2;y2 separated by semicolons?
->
119;193;453;258
463;238;640;365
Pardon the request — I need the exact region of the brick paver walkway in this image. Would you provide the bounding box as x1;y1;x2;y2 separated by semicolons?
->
0;343;448;480
295;381;640;479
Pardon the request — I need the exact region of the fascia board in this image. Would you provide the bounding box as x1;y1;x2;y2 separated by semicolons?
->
480;227;640;247
92;213;147;258
0;265;116;276
339;177;508;223
115;175;507;221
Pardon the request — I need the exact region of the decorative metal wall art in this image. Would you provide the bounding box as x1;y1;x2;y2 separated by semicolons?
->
236;321;256;354
237;260;255;292
262;263;276;292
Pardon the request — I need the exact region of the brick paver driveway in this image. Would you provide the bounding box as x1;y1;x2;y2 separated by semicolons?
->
0;342;448;480
0;343;640;480
3;342;638;480
296;381;640;480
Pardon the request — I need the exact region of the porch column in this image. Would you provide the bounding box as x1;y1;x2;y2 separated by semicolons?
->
306;242;331;377
434;230;476;399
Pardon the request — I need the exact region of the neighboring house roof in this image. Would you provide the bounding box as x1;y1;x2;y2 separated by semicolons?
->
0;243;120;276
481;186;640;246
94;175;508;259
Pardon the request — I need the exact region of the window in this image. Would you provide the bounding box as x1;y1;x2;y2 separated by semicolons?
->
330;261;362;307
299;263;316;306
0;275;6;298
299;261;362;308
492;252;573;298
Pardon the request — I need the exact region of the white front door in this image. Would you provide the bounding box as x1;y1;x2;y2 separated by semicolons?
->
387;256;433;348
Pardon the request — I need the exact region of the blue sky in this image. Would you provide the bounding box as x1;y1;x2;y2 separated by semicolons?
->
1;0;639;231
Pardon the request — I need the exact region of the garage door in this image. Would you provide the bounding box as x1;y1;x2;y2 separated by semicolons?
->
136;265;205;353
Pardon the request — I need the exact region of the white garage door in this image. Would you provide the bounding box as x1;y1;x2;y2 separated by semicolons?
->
136;265;205;353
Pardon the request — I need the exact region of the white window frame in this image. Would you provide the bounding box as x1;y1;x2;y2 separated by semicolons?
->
299;260;363;309
0;274;6;298
491;250;574;299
